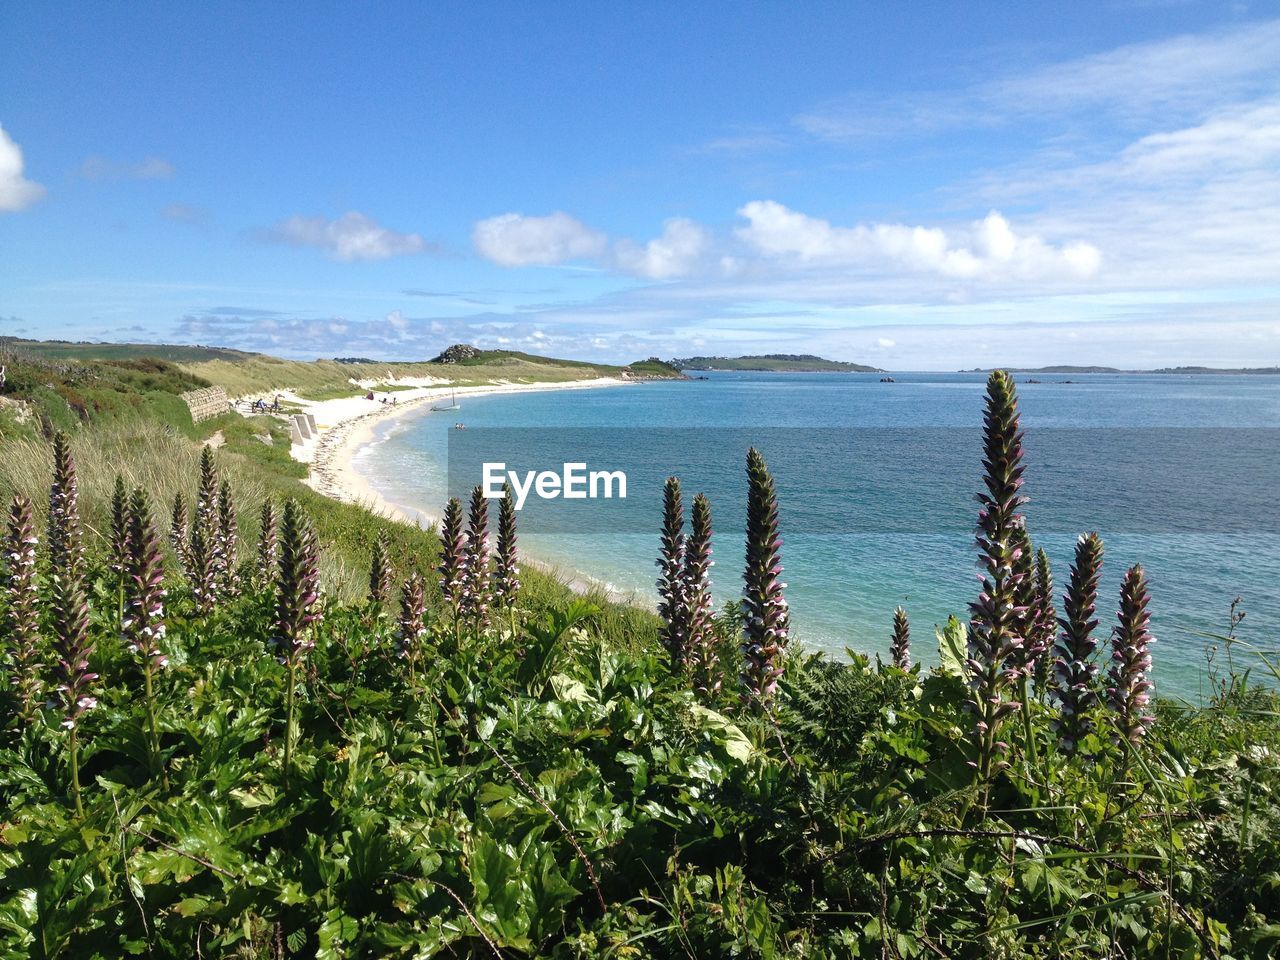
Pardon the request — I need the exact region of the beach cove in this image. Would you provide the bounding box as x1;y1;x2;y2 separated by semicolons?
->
286;374;643;602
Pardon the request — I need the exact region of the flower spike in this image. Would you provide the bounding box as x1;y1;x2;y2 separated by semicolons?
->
1052;532;1105;754
1107;564;1156;746
890;606;911;670
741;448;788;707
967;371;1029;781
656;476;687;672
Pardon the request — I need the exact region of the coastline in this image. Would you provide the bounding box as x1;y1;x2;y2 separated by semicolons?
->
290;376;652;606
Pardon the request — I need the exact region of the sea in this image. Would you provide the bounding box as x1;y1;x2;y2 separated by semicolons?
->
354;372;1280;701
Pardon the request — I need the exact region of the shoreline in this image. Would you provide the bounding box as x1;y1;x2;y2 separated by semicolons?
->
290;376;653;607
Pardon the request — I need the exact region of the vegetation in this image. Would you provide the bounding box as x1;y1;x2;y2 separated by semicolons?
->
1;360;1279;958
0;336;249;364
672;354;884;373
626;358;687;379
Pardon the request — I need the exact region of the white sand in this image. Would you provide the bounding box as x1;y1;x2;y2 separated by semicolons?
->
284;377;647;604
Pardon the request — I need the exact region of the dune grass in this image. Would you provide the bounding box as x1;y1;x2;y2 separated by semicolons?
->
181;353;630;399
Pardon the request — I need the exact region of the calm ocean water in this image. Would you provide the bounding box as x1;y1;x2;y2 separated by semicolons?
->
356;372;1280;700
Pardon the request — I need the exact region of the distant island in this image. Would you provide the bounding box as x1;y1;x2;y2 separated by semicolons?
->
673;353;884;373
960;365;1280;375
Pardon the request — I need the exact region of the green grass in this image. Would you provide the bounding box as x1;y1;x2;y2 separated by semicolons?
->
625;358;686;378
0;350;209;438
0;335;250;363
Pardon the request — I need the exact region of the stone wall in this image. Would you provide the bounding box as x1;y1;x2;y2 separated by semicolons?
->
180;386;231;423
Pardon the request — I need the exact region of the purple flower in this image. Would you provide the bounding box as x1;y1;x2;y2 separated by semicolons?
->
397;570;427;663
48;433;84;576
368;531;392;607
258;500;278;571
273;499;322;663
169;493;189;566
684;492;718;696
461;486;491;631
967;371;1029;779
1051;532;1105;754
741;448;788;707
122;489;168;669
188;447;220;614
437;497;466;614
1107;564;1157;746
493;483;521;610
1028;548;1057;695
109;474;129;576
656;476;687;671
215;479;239;595
890;606;911;670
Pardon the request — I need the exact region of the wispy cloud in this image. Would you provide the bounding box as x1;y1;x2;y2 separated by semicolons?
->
162;202;209;225
793;18;1280;144
0;123;46;213
80;155;175;181
691;129;790;154
260;211;433;262
402;288;494;305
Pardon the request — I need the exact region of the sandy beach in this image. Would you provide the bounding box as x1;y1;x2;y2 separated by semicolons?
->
285;375;647;603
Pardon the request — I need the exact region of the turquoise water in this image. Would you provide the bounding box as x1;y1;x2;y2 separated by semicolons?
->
356;372;1280;700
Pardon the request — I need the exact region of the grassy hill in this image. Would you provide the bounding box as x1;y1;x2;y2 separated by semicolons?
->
624;357;687;379
0;335;251;364
673;353;884;373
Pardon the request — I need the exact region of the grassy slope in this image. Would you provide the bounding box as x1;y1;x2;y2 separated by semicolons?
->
180;351;642;399
625;358;687;378
0;336;250;363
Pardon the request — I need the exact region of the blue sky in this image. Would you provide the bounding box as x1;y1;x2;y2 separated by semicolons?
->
2;2;1278;368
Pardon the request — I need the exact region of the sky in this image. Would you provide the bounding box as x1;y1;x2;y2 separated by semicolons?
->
2;2;1279;369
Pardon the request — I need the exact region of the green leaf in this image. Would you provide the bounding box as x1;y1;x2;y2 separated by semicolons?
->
936;615;967;678
689;704;754;763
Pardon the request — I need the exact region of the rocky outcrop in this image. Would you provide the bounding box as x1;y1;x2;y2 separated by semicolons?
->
432;344;482;364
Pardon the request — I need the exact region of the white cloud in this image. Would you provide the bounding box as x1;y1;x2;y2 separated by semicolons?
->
264;211;429;262
80;155;175;181
612;218;709;280
735;201;1101;282
973;99;1280;290
472;211;607;267
0;123;45;212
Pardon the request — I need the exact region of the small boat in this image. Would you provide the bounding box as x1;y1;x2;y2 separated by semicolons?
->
432;388;460;412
